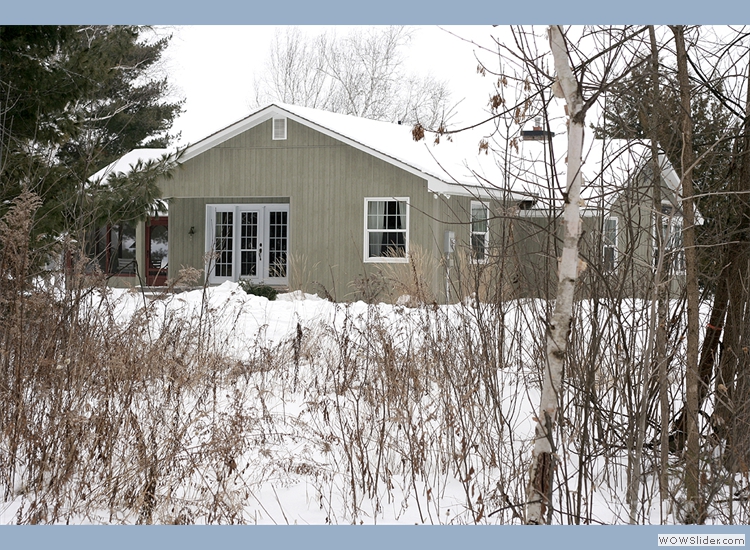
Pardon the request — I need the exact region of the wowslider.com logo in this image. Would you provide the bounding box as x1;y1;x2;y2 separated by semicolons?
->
658;534;745;547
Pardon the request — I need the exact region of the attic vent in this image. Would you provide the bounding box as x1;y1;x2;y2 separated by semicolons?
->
272;117;287;140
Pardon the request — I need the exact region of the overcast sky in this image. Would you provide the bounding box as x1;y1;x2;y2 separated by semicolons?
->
160;25;507;146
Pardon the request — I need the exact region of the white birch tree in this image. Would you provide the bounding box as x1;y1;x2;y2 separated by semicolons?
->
525;25;587;524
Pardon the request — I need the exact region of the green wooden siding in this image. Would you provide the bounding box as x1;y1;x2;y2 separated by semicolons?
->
160;118;457;301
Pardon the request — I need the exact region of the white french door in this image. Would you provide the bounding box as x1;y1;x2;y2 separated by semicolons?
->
206;204;289;285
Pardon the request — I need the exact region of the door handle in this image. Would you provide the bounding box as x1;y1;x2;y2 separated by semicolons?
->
259;242;263;261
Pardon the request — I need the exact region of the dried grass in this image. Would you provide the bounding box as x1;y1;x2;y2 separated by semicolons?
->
2;192;748;525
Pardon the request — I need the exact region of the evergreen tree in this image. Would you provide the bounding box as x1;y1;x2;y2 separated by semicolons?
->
594;63;737;290
0;25;183;243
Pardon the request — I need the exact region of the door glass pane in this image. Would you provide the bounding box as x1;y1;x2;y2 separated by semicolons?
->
214;211;233;277
240;211;258;277
149;224;168;272
113;223;137;274
268;210;288;278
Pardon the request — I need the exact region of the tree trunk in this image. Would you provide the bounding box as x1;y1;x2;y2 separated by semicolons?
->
670;24;703;524
629;25;669;523
713;59;750;476
525;25;586;525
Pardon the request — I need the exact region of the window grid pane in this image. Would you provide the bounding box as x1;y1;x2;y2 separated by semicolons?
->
652;215;685;274
268;210;288;278
471;205;488;233
240;211;258;277
604;218;617;245
471;233;486;261
667;220;685;273
603;218;617;272
214;211;233;277
471;203;488;260
367;200;407;258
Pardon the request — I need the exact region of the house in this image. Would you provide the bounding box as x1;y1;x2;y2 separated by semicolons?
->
90;103;538;302
89;104;690;303
576;139;694;299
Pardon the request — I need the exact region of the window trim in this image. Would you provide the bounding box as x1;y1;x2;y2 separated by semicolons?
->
272;117;287;140
363;197;410;263
470;200;490;264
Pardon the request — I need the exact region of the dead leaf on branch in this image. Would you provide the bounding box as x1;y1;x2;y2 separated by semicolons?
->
412;123;425;142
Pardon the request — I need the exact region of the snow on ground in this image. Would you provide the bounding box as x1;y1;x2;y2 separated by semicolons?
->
1;283;740;525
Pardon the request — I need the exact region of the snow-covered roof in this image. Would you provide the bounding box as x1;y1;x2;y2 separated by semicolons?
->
90;105;688;214
503;133;689;217
89;148;170;183
182;103;531;201
580;138;692;218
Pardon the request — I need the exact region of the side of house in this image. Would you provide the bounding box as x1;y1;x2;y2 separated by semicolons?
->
593;152;687;299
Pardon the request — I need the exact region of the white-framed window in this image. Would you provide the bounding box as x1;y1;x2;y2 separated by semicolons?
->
206;203;289;284
272;117;287;140
470;201;489;262
653;204;685;274
668;220;686;274
364;197;409;262
603;217;618;272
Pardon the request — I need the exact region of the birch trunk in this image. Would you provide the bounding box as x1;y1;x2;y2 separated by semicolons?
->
525;25;586;525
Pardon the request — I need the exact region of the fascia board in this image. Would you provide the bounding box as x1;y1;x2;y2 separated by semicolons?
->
659;153;682;194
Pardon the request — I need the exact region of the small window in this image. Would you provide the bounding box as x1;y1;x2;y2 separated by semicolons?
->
471;201;489;262
669;222;686;274
653;213;685;274
365;198;409;262
603;217;618;272
272;117;287;140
